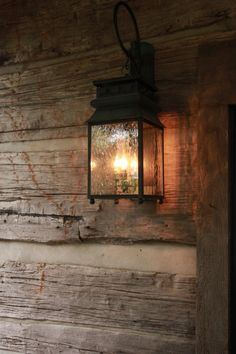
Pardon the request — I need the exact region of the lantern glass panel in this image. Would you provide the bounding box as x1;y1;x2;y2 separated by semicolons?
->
91;122;139;195
143;122;163;196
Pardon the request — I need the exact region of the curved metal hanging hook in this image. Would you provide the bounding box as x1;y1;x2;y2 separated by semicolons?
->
113;1;155;86
113;1;141;59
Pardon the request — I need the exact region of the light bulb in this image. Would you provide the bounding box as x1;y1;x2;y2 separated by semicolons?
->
120;156;128;170
114;155;128;171
114;156;120;171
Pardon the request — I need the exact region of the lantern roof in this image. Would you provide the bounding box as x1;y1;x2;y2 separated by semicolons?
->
87;76;163;129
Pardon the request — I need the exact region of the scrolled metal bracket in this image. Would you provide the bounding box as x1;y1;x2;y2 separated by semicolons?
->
113;1;156;90
113;1;140;58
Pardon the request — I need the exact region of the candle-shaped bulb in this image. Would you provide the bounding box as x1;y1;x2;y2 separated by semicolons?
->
114;155;128;171
120;156;128;170
114;156;120;171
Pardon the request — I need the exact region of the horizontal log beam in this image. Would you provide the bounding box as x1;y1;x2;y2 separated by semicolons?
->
0;261;196;351
0;320;195;354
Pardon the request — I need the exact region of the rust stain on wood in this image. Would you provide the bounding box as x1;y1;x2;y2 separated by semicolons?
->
37;263;46;294
21;152;63;213
38;269;45;293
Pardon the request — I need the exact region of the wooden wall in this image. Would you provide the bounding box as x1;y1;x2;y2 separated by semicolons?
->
0;261;196;354
195;40;236;354
0;0;235;352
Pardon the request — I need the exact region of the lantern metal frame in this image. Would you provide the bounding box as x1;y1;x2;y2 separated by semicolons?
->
87;1;164;204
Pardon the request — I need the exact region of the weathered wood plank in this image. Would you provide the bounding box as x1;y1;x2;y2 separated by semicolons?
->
0;0;235;115
0;123;87;143
79;202;196;244
0;0;235;65
0;40;222;111
0;150;86;165
0;52;120;107
0;113;197;244
0;150;87;195
0;99;91;133
0;47;193;112
0;28;235;113
0;213;81;243
0;194;99;216
195;40;233;354
0;261;196;340
0;321;195;354
0;208;195;244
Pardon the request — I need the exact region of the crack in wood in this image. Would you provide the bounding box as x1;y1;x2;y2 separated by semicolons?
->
0;210;83;221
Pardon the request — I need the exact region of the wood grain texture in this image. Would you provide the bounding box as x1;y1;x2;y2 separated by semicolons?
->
0;195;99;217
1;0;236;244
0;0;235;65
195;40;235;354
0;208;195;244
0;0;235;112
1;0;234;352
0;213;82;243
0;321;194;354
0;261;196;353
0;112;197;244
79;201;196;244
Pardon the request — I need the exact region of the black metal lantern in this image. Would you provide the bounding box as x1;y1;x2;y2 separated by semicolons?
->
87;1;164;204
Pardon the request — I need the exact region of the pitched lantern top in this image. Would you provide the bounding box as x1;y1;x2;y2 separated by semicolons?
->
88;75;163;129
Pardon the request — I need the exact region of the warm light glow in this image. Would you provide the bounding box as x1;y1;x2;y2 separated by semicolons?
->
120;157;128;170
113;154;138;194
114;155;128;171
90;122;139;196
114;155;138;173
91;160;96;170
130;158;138;174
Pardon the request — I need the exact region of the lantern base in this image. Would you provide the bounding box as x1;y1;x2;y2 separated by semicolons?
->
88;194;164;204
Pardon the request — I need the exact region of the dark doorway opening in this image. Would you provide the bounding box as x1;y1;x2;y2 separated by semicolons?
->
229;105;236;352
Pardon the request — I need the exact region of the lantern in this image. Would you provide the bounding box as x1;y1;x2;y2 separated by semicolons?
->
87;1;164;204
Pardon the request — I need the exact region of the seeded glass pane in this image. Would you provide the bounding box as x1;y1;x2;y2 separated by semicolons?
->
143;123;163;196
91;122;139;195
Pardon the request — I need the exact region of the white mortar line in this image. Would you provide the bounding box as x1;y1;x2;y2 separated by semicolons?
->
0;241;196;275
